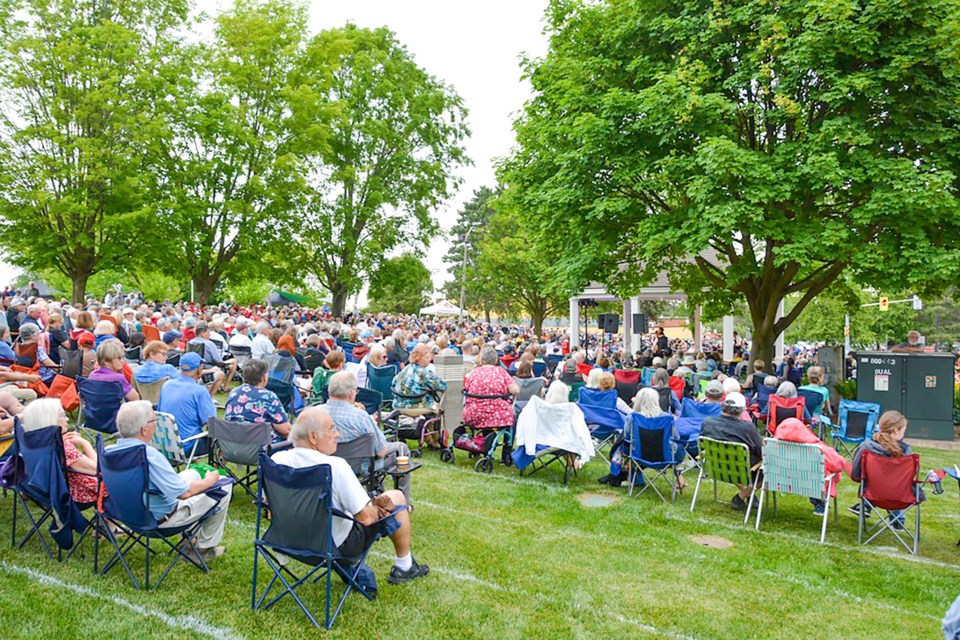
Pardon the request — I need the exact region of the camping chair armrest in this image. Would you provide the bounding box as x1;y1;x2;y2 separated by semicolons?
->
181;431;208;444
331;505;406;527
750;462;763;472
66;468;97;478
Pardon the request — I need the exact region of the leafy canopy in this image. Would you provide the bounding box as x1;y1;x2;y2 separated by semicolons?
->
366;253;433;315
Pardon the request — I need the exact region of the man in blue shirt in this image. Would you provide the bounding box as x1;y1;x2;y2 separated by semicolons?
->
157;352;216;456
109;400;231;560
188;321;236;397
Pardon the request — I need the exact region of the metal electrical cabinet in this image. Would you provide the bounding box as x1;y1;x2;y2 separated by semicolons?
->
856;351;955;440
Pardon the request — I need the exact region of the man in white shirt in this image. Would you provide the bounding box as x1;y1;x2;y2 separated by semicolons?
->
228;317;253;349
251;321;276;360
271;406;428;586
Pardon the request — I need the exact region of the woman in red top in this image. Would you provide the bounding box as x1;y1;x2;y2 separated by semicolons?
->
22;398;99;505
463;347;519;429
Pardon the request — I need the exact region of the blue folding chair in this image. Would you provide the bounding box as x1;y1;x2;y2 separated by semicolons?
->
626;413;681;503
640;368;656;387
77;377;124;439
576;387;625;463
531;361;548;378
365;363;397;407
252;451;397;629
11;421;92;560
752;384;774;418
674;398;722;468
340;342;357;363
821;399;881;459
94;436;231;590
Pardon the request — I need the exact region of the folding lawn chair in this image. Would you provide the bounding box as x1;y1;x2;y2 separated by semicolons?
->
640;368;656;387
229;345;252;371
576;387;625;463
513;377;545;415
822;400;881;459
76;377;124;439
626;413;681;503
751;384;774;417
206;417;274;500
11;422;93;561
567;381;585;402
335;433;386;495
58;347;82;380
512;396;592;484
365;363;397;408
690;436;761;524
148;411;206;468
252;451;394;629
797;388;827;437
302;351;325;374
94;436;232;590
857;450;922;555
674;399;721;474
133;377;168;408
689;373;709;398
532;361;548;378
755;438;838;543
613;369;640;405
141;324;161;343
340;341;357;363
764;395;806;437
266;377;297;417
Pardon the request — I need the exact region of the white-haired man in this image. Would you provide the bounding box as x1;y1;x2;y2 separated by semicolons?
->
251;321;275;360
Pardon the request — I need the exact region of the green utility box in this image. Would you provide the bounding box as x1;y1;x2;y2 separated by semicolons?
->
855;351;956;440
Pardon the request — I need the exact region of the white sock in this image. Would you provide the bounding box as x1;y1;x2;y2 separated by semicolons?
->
394;553;412;571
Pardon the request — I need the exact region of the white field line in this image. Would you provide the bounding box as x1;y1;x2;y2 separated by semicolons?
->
0;562;242;640
611;612;698;640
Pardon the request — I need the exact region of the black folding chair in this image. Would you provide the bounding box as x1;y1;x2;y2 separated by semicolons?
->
206;417;274;500
335;433;385;496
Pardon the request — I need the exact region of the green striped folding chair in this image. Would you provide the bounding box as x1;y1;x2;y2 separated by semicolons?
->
148;411;205;468
755;438;838;543
691;436;761;524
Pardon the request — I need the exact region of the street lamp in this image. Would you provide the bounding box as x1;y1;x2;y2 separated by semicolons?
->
458;226;473;324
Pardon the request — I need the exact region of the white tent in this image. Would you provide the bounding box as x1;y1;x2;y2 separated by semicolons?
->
418;300;464;316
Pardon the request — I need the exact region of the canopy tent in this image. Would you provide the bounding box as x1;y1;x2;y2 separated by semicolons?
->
418;300;464;316
267;289;315;306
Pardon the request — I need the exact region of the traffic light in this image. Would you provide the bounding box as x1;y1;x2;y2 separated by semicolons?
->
879;296;889;312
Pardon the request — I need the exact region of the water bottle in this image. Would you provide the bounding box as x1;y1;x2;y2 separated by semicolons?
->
926;470;944;495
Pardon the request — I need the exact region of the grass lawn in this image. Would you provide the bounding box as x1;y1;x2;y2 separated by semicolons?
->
2;430;958;639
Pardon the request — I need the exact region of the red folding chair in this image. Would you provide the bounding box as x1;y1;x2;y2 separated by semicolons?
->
668;375;685;401
765;395;806;436
613;369;640;405
857;451;922;555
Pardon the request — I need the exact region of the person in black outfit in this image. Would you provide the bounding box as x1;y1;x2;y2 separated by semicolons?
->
654;327;669;357
700;392;762;511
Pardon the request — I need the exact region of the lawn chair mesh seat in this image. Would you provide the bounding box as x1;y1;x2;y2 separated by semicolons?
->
77;377;124;438
691;436;761;524
58;347;82;380
334;433;384;495
627;414;680;503
302;351;325;374
752;384;774;415
857;450;922;555
12;422;92;561
148;411;205;468
823;400;881;458
133;377;168;408
94;436;230;590
266;377;296;416
252;452;390;629
756;438;838;543
207;417;274;499
340;342;357;363
765;395;806;436
576;387;624;463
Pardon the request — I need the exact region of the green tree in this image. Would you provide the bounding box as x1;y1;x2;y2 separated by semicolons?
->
288;24;469;317
501;0;960;368
470;206;565;335
0;0;188;302
154;0;307;304
442;187;498;318
366;253;433;314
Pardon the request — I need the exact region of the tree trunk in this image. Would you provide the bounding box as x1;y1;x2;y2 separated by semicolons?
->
530;304;546;336
484;307;491;324
331;285;349;318
71;272;90;305
750;309;777;372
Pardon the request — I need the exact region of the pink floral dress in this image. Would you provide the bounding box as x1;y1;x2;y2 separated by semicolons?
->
463;365;515;429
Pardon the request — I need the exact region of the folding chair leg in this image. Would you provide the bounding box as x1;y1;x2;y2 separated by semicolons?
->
819;495;830;544
690;468;705;512
755;487;766;531
744;473;761;525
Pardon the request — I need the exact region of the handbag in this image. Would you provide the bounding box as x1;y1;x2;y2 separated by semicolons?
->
0;453;24;490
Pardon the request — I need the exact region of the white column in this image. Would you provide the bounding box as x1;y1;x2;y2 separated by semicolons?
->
774;298;785;365
722;315;734;361
622;299;633;354
694;305;703;350
569;298;580;348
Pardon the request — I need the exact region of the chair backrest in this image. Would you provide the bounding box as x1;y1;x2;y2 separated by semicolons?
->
614;369;641;385
837;400;881;441
14;422;63;503
365;363;397;401
141;324;161;343
679;398;723;420
207;417;273;467
133;377;168;408
266;377;295;415
766;395;806;435
148;411;187;465
302;350;325;374
265;353;296;384
797;388;825;417
652;386;673;413
576;387;624;430
860;450;921;511
640;368;656;387
668;376;685;400
187;342;205;358
59;347;82;380
567;381;585;402
754;384;774;410
698;436;753;487
258;453;333;558
355;387;383;417
340;342;356;363
761;438;826;500
515;377;545;403
124;346;142;363
229;344;252;369
334;433;378;481
531;361;548;378
629;413;675;466
577;387;617;408
77;377;125;434
690;373;709;395
166;352;181;368
97;437;156;532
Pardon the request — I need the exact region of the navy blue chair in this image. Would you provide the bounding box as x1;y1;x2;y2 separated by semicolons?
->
12;421;92;560
94;436;230;590
252;451;394;629
531;361;548;378
577;387;626;462
77;377;124;438
627;413;681;503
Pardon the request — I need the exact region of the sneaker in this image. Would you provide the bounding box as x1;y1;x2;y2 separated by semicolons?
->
388;557;429;585
731;494;747;512
812;503;825;516
848;504;871;518
199;545;226;561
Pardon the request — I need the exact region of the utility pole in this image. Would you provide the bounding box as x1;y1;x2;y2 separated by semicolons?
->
458;227;473;325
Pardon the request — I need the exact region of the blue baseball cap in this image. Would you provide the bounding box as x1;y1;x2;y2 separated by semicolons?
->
179;352;203;371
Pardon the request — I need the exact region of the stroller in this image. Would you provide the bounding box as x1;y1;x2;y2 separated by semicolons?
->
383;389;446;458
445;390;515;474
